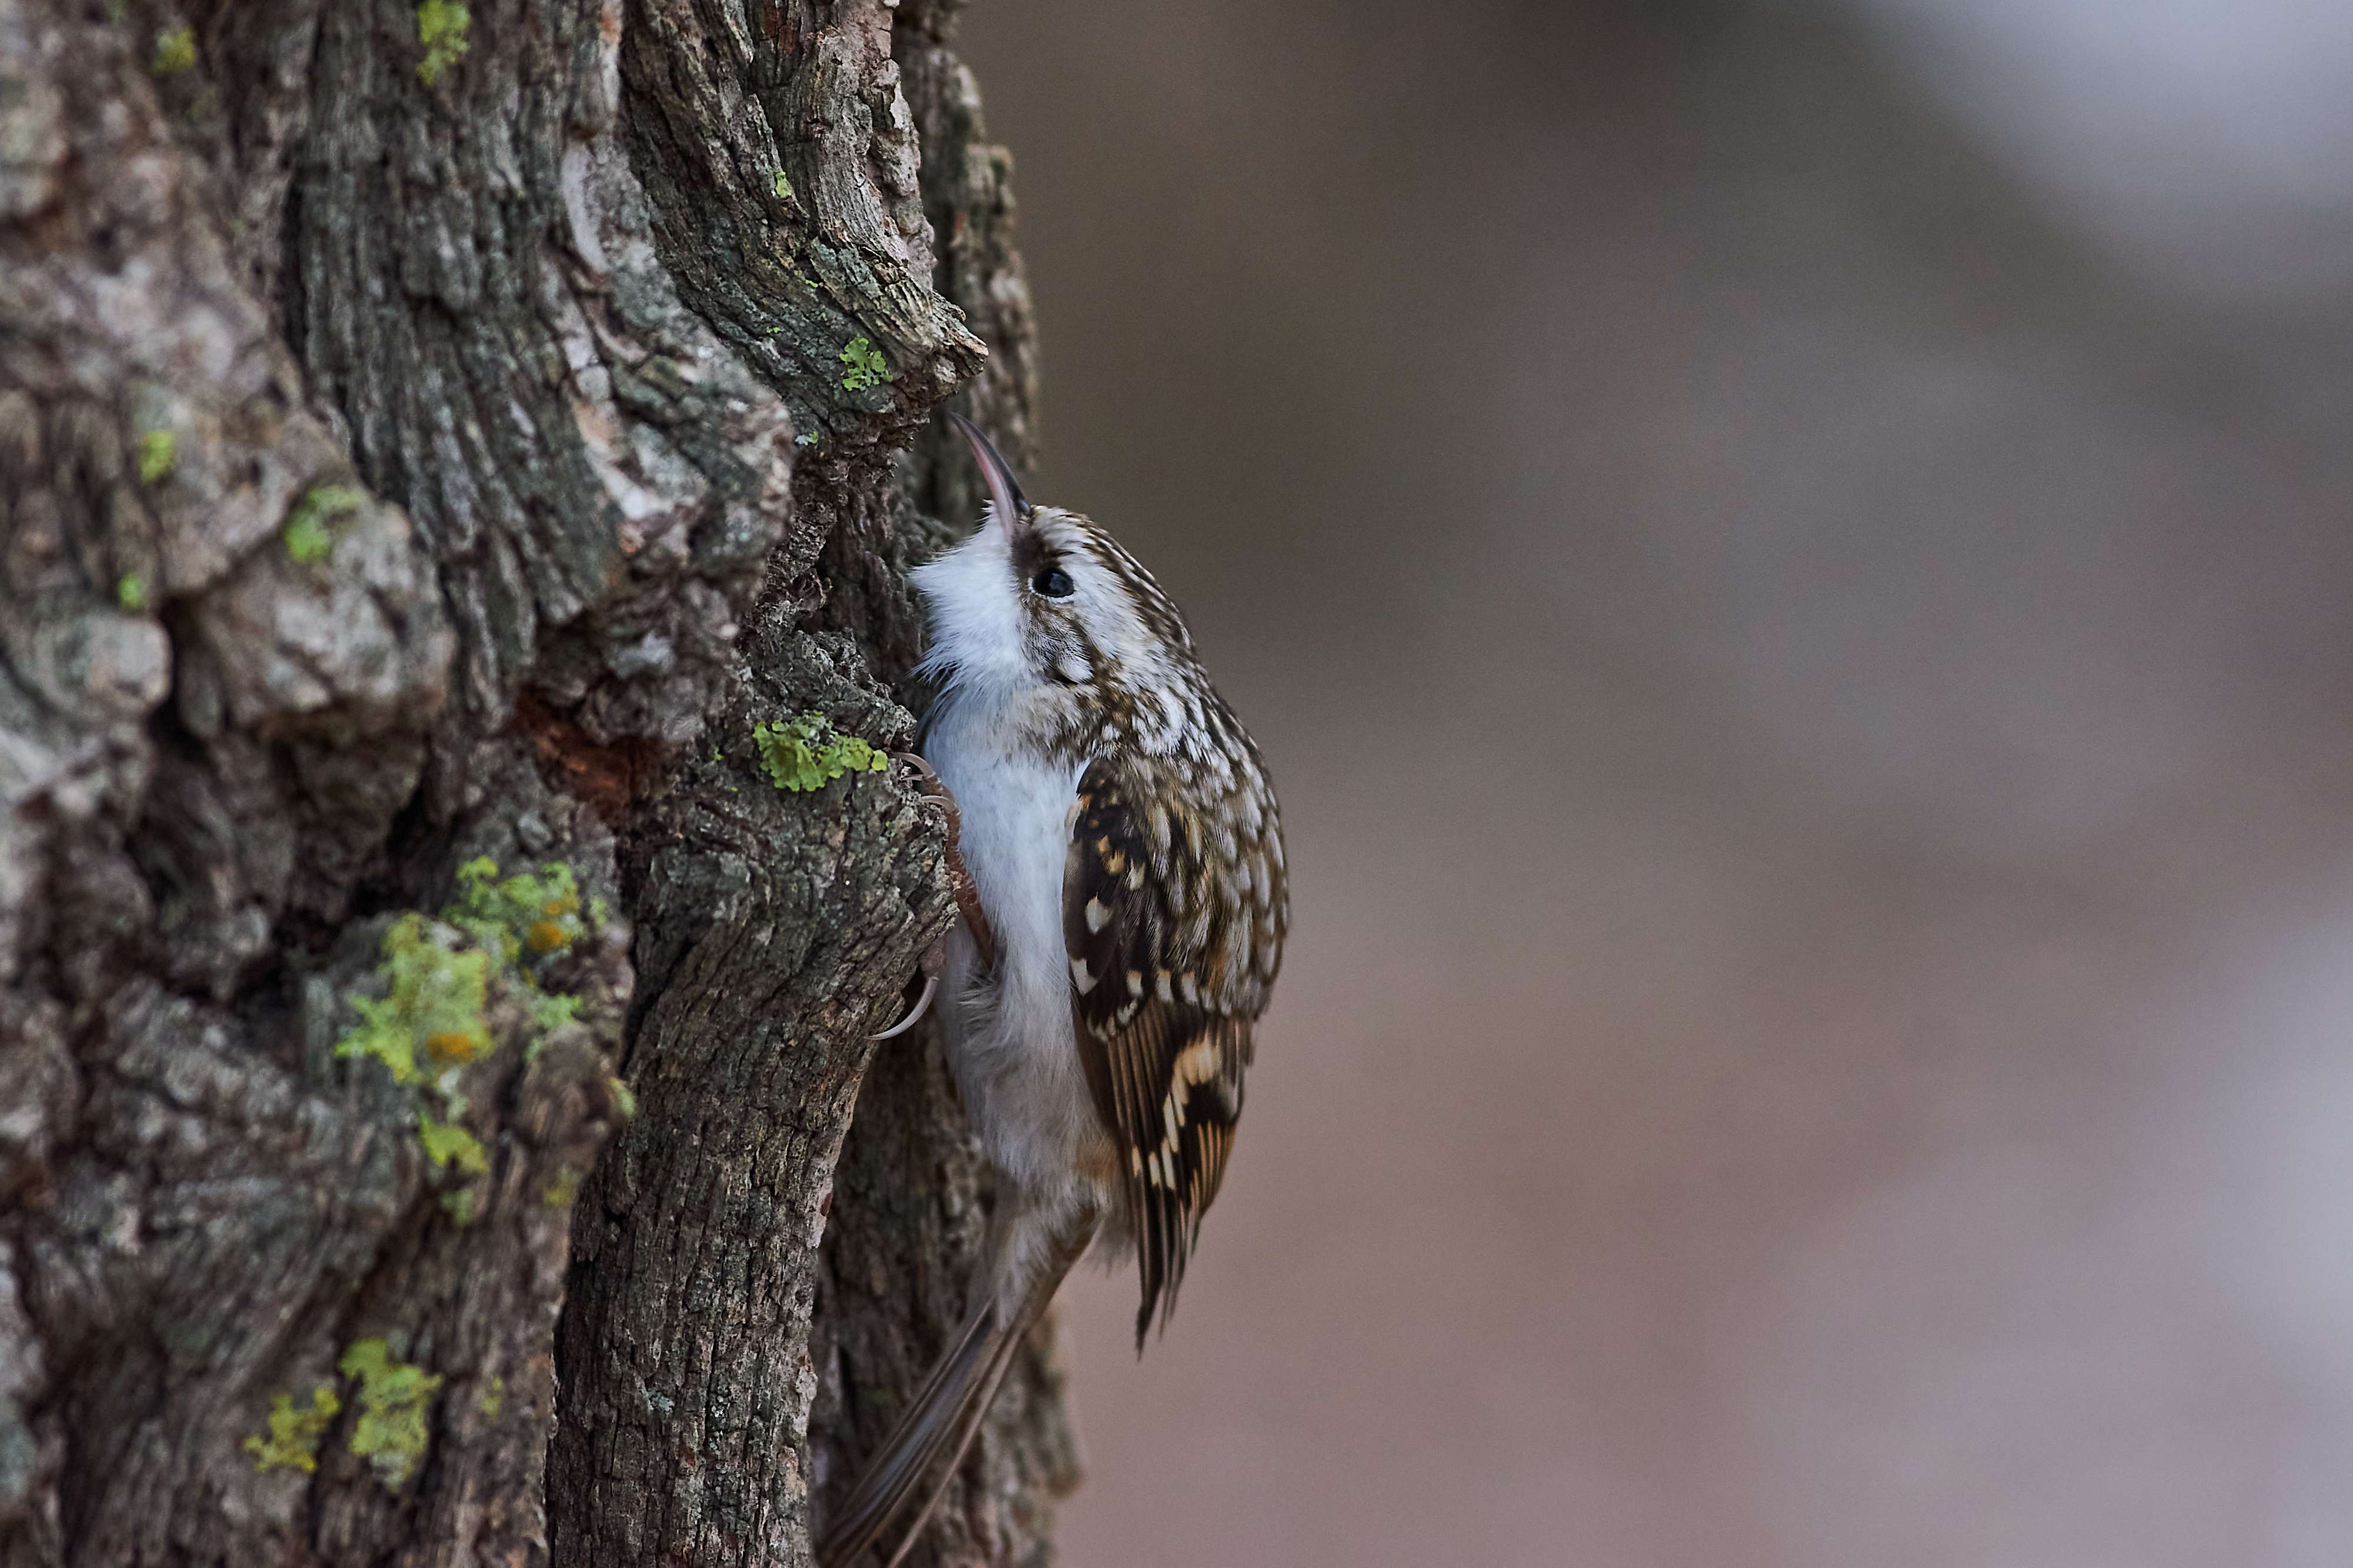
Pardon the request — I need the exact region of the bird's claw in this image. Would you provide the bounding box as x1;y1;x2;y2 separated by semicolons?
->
870;968;938;1040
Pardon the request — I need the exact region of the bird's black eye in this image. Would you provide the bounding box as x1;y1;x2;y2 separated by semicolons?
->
1030;566;1075;599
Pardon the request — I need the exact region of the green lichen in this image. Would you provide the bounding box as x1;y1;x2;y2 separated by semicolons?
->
542;1167;582;1207
752;712;888;792
415;0;469;86
606;1073;637;1121
838;336;891;393
529;989;582;1036
339;1339;441;1488
335;915;492;1087
151;25;195;75
478;1376;505;1418
335;860;600;1208
285;483;363;565
334;913;491;1212
284;515;332;564
116;573;150;613
442;857;593;1069
243;1384;341;1474
449;856;584;966
136;429;175;485
773;171;793;200
418;1117;488;1176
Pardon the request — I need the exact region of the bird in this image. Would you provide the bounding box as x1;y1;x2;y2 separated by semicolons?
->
818;412;1289;1568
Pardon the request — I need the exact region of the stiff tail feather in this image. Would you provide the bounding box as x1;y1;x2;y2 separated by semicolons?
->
816;1215;1097;1568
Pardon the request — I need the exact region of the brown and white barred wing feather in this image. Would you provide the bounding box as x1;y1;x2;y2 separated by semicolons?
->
1064;749;1286;1346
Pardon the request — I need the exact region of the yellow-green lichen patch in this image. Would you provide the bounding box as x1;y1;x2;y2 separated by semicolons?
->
334;859;604;1209
542;1166;582;1207
528;989;582;1038
243;1383;341;1474
336;914;491;1087
478;1376;505;1419
416;0;469;86
285;483;363;565
449;857;584;965
116;573;150;613
838;336;890;393
136;429;175;484
151;25;195;75
444;858;596;1065
418;1117;489;1176
283;513;330;563
339;1339;442;1488
752;712;888;792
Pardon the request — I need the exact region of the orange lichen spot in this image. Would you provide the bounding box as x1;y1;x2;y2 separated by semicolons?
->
426;1029;484;1064
525;920;572;955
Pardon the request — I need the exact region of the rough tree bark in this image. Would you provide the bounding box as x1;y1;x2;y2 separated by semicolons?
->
0;1;1073;1564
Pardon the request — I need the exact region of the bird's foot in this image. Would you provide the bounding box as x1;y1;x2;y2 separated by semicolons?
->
891;752;996;968
870;754;996;1039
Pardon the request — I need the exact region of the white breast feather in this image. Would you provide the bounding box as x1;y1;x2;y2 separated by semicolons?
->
912;521;1105;1230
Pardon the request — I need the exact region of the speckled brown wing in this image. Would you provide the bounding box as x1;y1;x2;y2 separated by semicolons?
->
1065;747;1287;1346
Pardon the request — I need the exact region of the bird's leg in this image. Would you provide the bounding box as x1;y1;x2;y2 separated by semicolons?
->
870;754;996;1040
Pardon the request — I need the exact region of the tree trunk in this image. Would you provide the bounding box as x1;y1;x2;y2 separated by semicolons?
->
0;1;1072;1564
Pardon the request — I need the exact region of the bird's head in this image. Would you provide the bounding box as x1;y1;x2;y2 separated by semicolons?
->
912;413;1198;731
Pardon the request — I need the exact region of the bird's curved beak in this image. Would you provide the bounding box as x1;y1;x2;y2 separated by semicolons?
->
948;410;1030;539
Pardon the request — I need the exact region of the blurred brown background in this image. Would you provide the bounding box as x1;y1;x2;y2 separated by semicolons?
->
955;2;2353;1563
